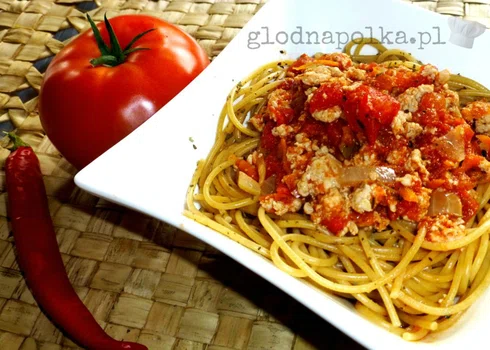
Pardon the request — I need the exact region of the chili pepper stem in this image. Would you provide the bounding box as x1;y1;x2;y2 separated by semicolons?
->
4;132;30;151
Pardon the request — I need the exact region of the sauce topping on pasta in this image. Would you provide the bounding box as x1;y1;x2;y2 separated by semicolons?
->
243;53;490;241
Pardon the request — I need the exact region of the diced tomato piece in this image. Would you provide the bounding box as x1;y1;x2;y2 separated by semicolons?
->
264;153;283;180
282;174;297;191
477;134;490;146
300;117;329;138
372;72;397;92
458;189;479;221
278;78;294;90
362;119;383;145
370;68;432;93
477;134;490;152
276;184;292;196
344;85;400;144
458;154;483;174
416;92;460;132
268;90;295;125
462;101;490;122
416;110;448;136
343;89;364;133
358;62;377;72
420;92;445;111
298;116;348;151
325;120;344;148
321;215;349;235
341;125;356;146
459;123;477;154
396;200;421;221
399;187;418;203
267;184;295;204
427;179;446;189
309;82;345;114
278;138;287;159
354;212;379;228
261;122;279;152
236;159;259;181
359;86;400;125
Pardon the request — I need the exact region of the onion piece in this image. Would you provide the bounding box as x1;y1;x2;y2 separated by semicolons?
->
256;154;267;184
338;166;396;186
428;189;463;217
375;167;397;183
238;171;261;196
340;144;358;160
435;125;466;162
260;175;277;195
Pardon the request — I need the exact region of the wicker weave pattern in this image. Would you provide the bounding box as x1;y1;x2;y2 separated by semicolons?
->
0;1;489;349
405;0;490;25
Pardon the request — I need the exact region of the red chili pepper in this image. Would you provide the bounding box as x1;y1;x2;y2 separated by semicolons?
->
4;133;147;350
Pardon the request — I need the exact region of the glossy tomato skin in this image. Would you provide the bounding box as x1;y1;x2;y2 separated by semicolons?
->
39;15;210;169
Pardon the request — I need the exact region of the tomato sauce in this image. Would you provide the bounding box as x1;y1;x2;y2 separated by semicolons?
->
249;53;490;240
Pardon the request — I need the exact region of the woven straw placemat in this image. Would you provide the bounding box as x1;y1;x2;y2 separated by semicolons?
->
0;1;489;349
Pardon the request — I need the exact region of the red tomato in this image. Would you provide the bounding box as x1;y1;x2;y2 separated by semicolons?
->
39;15;209;169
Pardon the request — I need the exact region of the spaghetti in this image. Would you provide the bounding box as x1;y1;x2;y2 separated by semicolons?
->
185;38;490;340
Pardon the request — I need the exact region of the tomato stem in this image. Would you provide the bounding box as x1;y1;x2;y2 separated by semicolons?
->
87;14;155;67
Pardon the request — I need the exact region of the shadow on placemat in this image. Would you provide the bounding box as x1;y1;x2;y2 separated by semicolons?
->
197;253;366;349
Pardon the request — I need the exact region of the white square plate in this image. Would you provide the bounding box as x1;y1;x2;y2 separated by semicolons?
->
75;1;490;348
